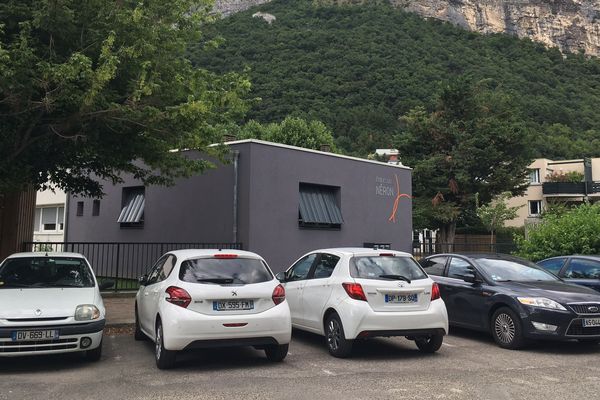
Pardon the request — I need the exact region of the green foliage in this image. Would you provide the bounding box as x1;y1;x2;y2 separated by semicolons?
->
546;171;584;183
196;0;600;157
515;203;600;261
0;0;250;197
396;79;533;234
476;192;522;241
232;117;338;151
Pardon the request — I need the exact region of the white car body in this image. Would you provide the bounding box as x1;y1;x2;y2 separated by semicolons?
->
0;252;106;358
280;248;449;355
135;249;292;368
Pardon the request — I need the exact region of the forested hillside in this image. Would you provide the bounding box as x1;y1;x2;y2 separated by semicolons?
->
193;0;600;157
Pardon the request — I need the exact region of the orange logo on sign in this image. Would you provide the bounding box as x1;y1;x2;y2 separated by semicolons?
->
389;174;411;223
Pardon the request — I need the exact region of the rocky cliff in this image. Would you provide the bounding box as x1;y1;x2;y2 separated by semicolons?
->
212;0;600;56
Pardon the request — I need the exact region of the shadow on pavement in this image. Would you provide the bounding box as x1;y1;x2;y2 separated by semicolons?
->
0;352;93;373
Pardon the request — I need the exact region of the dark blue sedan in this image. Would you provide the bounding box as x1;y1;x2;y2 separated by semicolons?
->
538;255;600;292
421;253;600;349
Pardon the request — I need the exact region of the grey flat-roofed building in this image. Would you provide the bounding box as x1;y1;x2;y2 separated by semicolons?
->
66;140;412;272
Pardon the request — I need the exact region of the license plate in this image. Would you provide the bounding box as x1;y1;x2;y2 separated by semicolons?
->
213;300;254;311
583;318;600;327
385;293;418;303
11;330;60;342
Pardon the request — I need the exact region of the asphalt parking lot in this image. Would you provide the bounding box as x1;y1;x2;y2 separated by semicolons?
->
1;328;599;400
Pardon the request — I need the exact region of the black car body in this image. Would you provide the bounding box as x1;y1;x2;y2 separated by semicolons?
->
538;255;600;292
421;253;600;349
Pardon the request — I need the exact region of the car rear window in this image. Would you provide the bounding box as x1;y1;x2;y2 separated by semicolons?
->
0;257;95;288
179;257;273;285
350;256;427;281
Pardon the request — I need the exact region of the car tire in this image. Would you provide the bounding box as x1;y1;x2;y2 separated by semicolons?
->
155;321;177;370
415;333;444;353
85;340;103;362
264;344;289;362
134;305;146;341
491;307;526;350
577;339;600;346
325;312;353;358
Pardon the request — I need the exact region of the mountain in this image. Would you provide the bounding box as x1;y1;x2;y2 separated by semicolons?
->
195;0;600;157
213;0;600;56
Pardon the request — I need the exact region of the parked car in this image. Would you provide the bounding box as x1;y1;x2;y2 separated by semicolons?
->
135;249;291;369
420;253;600;349
538;255;600;292
276;248;448;358
0;252;113;360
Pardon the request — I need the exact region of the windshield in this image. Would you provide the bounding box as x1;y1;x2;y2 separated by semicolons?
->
350;256;427;281
179;257;273;285
0;257;95;288
476;258;559;282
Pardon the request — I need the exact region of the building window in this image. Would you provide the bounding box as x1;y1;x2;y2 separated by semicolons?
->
33;206;65;232
118;187;145;228
76;201;84;216
528;169;540;184
529;200;542;216
92;200;101;216
298;183;343;229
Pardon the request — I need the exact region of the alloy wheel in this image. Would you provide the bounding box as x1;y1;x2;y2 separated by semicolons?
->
327;319;341;351
494;313;516;344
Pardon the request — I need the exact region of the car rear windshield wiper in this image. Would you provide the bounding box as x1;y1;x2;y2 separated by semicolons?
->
379;274;411;284
196;278;234;284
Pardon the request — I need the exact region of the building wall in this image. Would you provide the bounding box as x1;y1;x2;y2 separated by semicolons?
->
506;159;547;228
34;189;66;243
592;158;600;181
241;142;412;270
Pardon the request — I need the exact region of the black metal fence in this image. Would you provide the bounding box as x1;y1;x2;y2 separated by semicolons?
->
413;240;517;259
21;242;243;291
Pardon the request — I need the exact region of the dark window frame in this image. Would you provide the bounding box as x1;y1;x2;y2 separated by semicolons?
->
92;200;101;216
298;183;343;230
119;186;145;229
76;201;84;217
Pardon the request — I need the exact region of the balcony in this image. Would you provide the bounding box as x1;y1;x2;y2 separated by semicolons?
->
542;182;600;196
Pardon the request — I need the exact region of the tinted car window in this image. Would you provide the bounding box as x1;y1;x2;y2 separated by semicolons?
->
448;258;473;279
286;254;317;282
158;255;176;281
350;256;427;281
563;259;600;279
312;254;340;279
421;256;447;276
476;258;558;282
180;257;273;285
147;256;167;285
0;257;94;288
538;258;567;275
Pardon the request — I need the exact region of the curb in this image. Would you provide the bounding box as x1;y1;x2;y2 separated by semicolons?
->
101;291;137;298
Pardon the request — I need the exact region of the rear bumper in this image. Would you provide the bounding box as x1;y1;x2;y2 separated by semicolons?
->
0;320;104;357
161;302;292;351
357;328;446;339
336;298;449;340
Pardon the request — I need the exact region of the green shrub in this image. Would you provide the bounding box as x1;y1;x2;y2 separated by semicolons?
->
515;203;600;261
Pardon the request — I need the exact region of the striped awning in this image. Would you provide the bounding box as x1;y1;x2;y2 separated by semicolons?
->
299;186;343;225
117;194;145;223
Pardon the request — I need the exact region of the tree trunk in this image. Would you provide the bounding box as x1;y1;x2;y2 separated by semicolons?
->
0;189;36;260
436;221;457;253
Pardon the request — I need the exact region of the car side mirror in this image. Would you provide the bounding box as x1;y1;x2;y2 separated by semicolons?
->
99;280;115;290
275;272;286;282
460;267;479;284
138;275;148;285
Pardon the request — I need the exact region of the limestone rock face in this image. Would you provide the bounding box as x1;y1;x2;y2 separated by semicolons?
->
213;0;600;55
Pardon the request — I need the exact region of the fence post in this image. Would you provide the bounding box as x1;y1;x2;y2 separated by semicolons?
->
114;243;120;292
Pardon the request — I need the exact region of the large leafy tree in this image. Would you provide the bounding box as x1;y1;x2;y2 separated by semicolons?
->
396;79;533;244
0;0;250;197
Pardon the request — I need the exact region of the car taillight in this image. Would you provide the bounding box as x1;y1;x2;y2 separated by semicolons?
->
431;282;441;301
165;286;191;308
272;284;285;305
342;283;367;301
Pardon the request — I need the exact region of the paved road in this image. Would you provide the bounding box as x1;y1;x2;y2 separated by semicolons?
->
1;328;599;400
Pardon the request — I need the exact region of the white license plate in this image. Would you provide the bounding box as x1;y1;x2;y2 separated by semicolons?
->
582;318;600;327
213;300;254;311
385;293;418;303
11;330;60;342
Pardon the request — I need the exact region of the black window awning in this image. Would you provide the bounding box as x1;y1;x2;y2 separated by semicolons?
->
299;186;343;225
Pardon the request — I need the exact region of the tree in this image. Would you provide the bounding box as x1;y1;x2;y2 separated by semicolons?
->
396;79;534;245
0;0;250;197
476;192;522;245
234;117;338;151
515;203;600;261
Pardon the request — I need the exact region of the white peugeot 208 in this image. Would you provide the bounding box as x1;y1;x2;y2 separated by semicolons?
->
0;252;112;360
277;248;449;358
135;249;292;369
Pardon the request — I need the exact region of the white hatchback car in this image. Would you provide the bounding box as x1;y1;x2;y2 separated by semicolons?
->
277;248;449;357
135;249;292;369
0;252;112;360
